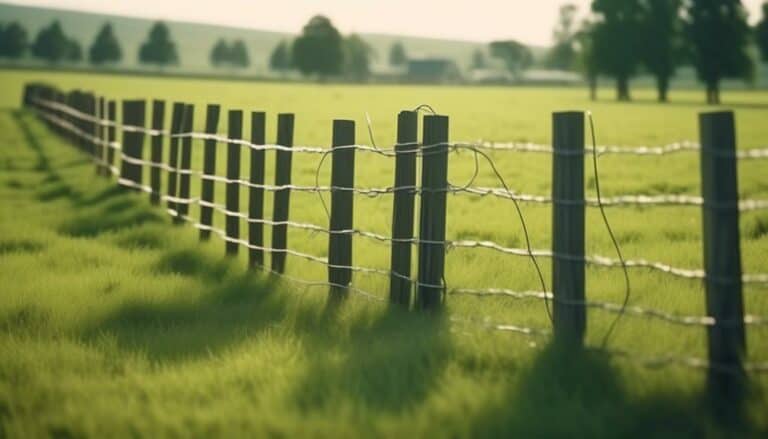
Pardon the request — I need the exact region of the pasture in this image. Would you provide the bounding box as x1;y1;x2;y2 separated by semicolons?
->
1;69;768;437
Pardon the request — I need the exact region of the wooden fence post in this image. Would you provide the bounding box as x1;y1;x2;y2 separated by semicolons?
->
120;100;146;191
176;104;195;223
552;111;586;346
248;111;266;268
85;93;96;158
271;114;294;274
97;97;107;176
149;100;166;205
200;104;221;240
106;100;117;174
225;110;243;255
92;95;102;175
699;111;746;411
328;120;356;302
416;115;449;311
166;102;186;213
390;111;418;306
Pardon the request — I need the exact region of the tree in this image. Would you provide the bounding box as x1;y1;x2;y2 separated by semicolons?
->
0;22;28;59
292;15;344;78
344;34;373;81
389;41;407;66
66;38;82;62
757;2;768;61
639;0;683;102
139;22;179;66
230;40;249;68
210;39;231;66
269;40;291;72
31;20;70;63
591;0;644;101
546;3;579;70
89;23;122;65
685;0;752;104
471;49;487;69
575;19;600;100
489;40;533;78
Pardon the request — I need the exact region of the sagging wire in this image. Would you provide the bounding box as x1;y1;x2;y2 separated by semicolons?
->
465;146;552;322
587;111;631;348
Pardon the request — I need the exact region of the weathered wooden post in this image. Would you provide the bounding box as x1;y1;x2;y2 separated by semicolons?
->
327;120;356;302
271;113;294;274
149;100;166;204
552;111;586;346
416;115;449;311
120;100;146;191
166;102;186;213
199;104;221;240
389;111;418;306
225;110;243;255
699;111;746;414
106;101;117;173
248;111;267;268
176;104;195;223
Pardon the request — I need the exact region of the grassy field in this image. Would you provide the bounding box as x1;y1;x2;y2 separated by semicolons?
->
1;69;768;437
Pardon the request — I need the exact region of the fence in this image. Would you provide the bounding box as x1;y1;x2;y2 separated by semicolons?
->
20;82;768;404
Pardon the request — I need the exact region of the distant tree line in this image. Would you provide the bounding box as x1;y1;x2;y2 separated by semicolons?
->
548;0;768;104
210;39;249;68
0;19;179;67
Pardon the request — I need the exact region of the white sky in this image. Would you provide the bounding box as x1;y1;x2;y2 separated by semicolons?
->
5;0;766;46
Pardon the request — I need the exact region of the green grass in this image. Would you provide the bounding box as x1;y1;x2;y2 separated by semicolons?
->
1;70;768;437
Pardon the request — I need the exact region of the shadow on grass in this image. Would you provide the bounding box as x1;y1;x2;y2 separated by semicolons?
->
292;306;450;413
468;342;764;438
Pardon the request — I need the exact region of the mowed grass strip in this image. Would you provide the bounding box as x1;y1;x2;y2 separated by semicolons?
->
0;83;767;436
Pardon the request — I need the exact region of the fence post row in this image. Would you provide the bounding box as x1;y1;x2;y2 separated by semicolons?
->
149;100;166;205
389;110;418;306
200;104;221;240
328;120;356;303
271;113;295;274
417;115;449;311
120;100;146;192
166;102;186;213
176;104;195;223
107;100;117;173
225;110;243;255
699;111;747;410
551;111;586;347
248;111;267;268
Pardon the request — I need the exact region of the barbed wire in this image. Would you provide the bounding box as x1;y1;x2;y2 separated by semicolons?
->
31;97;768;159
27;99;768;376
33;106;768;287
449;288;767;327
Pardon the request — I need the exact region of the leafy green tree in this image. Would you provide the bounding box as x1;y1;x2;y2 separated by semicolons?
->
757;2;768;61
344;34;373;81
591;0;644;101
89;23;122;65
640;0;683;102
31;20;70;63
292;15;344;78
139;22;179;66
471;49;486;69
66;38;82;62
210;39;231;67
389;41;407;66
489;40;533;78
546;3;579;70
269;40;292;72
230;40;249;68
685;0;752;104
575;19;600;100
0;22;28;59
